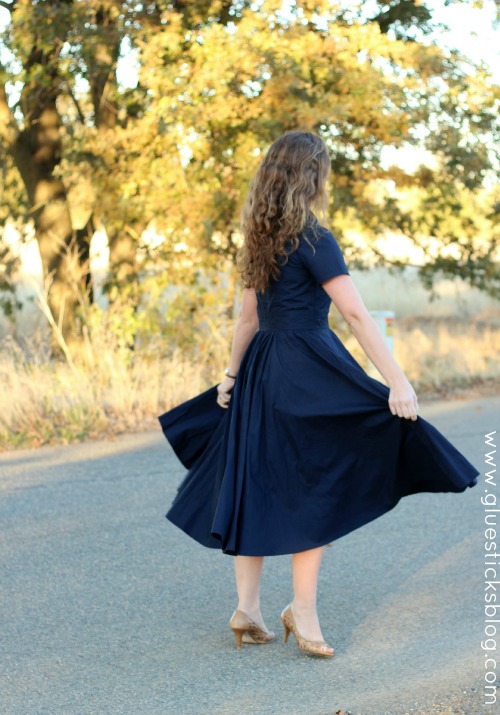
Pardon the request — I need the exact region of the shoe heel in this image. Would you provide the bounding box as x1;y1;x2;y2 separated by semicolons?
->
229;609;275;648
282;621;291;643
231;627;246;649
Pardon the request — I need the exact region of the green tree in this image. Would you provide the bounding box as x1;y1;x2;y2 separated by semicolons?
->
0;0;125;333
0;0;498;343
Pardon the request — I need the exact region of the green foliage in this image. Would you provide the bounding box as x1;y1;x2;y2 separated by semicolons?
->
0;0;499;339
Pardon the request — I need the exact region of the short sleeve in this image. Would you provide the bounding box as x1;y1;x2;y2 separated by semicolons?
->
300;226;350;284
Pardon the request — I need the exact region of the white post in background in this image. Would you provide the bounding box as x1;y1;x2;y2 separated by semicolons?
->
367;310;395;378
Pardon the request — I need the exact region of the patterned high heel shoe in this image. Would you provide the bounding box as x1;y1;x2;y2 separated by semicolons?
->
229;610;275;649
280;604;335;658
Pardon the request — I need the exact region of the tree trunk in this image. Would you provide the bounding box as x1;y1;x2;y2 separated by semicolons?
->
1;7;86;340
75;215;96;304
104;225;138;304
86;5;120;130
13;79;81;337
84;5;139;300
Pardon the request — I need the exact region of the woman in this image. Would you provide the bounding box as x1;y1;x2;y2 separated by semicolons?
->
158;130;479;658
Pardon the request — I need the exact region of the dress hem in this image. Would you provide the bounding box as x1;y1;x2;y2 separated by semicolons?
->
164;471;477;556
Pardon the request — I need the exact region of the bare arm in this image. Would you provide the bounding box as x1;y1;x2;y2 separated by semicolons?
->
321;274;419;420
217;287;259;408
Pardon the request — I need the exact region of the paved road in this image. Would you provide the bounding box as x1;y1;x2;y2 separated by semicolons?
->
1;394;499;715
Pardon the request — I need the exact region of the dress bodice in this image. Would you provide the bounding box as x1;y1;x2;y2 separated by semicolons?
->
256;224;350;332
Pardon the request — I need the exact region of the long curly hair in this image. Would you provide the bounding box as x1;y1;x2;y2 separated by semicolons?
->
238;130;331;293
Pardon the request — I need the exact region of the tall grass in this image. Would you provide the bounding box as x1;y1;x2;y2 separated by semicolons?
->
393;316;500;392
1;309;499;450
0;332;212;450
338;313;500;394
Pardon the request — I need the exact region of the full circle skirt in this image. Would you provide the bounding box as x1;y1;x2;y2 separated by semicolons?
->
158;328;479;556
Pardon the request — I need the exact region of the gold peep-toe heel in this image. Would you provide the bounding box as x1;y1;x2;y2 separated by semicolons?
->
280;604;335;658
229;609;275;649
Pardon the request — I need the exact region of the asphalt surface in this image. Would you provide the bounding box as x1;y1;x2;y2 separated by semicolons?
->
1;393;499;715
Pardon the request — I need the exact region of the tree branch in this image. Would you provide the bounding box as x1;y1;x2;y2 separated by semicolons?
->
64;81;86;124
370;243;423;270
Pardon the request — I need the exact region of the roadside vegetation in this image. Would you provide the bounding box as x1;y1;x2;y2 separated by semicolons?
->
1;287;498;450
0;1;498;449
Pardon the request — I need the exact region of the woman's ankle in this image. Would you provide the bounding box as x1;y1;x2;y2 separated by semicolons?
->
291;599;318;615
237;603;262;619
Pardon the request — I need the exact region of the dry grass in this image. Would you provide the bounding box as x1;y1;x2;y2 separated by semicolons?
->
394;316;500;392
339;313;500;396
0;313;499;451
0;334;210;450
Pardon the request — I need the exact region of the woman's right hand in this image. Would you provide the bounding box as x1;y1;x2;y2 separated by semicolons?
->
388;377;419;421
217;377;235;409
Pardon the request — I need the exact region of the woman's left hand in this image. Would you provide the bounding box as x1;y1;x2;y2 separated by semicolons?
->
217;377;235;409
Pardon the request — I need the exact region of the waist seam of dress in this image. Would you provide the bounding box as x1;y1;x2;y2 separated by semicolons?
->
258;326;330;332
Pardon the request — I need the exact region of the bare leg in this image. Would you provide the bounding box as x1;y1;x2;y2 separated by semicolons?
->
290;545;333;653
234;555;267;629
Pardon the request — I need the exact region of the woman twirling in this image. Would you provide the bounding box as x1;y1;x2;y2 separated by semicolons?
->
159;130;479;658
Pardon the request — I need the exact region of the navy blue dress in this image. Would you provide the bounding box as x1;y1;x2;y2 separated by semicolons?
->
158;224;479;556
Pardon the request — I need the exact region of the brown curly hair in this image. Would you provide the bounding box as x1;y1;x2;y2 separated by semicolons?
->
238;130;331;293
